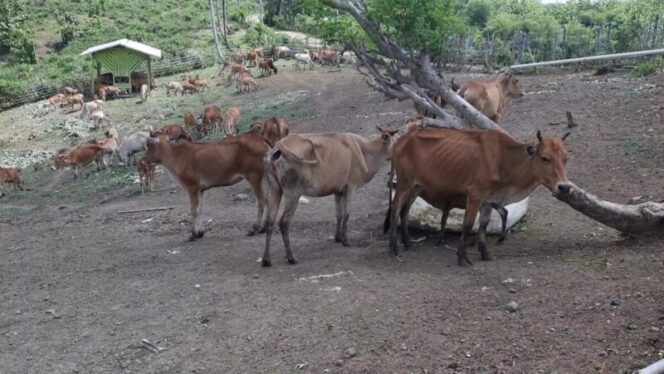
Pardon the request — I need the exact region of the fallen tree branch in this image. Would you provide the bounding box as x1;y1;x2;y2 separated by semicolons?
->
118;206;175;214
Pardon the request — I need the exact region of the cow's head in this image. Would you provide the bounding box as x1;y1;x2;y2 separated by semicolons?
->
527;131;571;194
144;135;169;164
500;72;525;98
376;125;399;150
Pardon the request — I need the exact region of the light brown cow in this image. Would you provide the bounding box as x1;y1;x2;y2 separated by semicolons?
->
140;84;148;102
261;126;398;266
0;167;24;196
203;106;224;134
182;82;198;95
184;111;197;134
258;59;278;77
227;63;251;83
164;81;183;96
138;156;157;194
232;51;246;64
247;51;258;67
153;124;194;142
458;72;525;122
53;144;106;179
104;86;124;100
143;134;271;240
63;86;78;95
388;128;570;266
47;93;65;112
247;117;290;147
319;49;339;66
192;78;210;92
223;107;241;137
236;73;258;92
63;94;84;111
95;135;119;167
254;48;263;58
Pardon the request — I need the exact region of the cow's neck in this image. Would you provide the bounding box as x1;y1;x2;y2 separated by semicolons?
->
502;144;541;194
357;136;388;181
156;141;182;173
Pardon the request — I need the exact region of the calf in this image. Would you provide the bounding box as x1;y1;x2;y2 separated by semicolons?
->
258;59;278;77
203;106;224;134
458;72;525;122
294;51;314;71
0;167;25;196
80;99;104;118
236;73;258;92
64;94;84;111
247;117;290;147
138;156;157;193
182;83;198;95
184;111;197;134
262;127;398;266
53;144;106;179
388;128;570;266
47;93;65;112
223;107;241;137
142;134;271;240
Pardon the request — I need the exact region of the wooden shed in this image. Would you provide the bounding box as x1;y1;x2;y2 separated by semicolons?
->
79;39;162;94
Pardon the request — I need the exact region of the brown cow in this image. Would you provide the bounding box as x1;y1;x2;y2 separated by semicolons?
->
182;83;198;95
0;167;24;196
261;126;398;266
254;48;263;58
203;106;224;134
143;134;271;240
236;73;258;92
319;49;339;66
138;156;157;194
258;59;278;77
247;117;290;147
458;72;525;122
246;51;258;67
53;144;106;179
223;107;241;137
388;128;570;266
192;78;210;92
227;63;251;84
63;94;84;111
184;111;197;134
153;124;193;142
413;78;460;118
47;93;65;112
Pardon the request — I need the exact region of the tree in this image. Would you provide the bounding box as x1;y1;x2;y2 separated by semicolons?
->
317;0;664;235
0;0;36;63
466;0;491;27
209;0;226;63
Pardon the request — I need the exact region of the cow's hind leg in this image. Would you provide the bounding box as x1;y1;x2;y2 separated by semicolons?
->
279;193;301;265
399;187;421;251
458;197;482;266
389;178;416;257
263;168;283;267
437;207;450;245
495;206;508;243
187;188;205;241
334;189;352;246
477;204;493;261
246;172;265;236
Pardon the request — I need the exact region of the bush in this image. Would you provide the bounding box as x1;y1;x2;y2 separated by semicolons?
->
631;57;664;77
241;23;279;47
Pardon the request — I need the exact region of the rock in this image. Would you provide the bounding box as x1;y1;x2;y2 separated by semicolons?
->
506;301;519;313
233;193;250;201
344;347;357;358
253;274;259;279
195;284;201;289
400;343;407;351
501;277;514;284
508;288;517;294
610;298;621;306
335;359;344;366
299;197;310;204
200;318;210;324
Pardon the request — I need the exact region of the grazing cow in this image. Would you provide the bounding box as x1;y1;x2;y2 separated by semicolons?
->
142;134;271;240
118;131;151;166
63;86;78;95
47;93;65;112
232;51;246;65
182;83;198;95
294;51;314;71
140;84;148;102
247;51;258;67
53;144;106;179
192;78;210;92
261;126;398;266
247;117;290;147
63;94;84;111
95;134;119;167
203;106;224;134
236;73;258;92
227;63;251;84
258;59;278;77
458;72;525;122
0;167;24;196
223;107;241;137
164;81;183;96
319;49;340;66
80;99;104;118
388;128;570;266
341;51;357;65
153;124;194;142
273;46;291;60
138;156;157;193
104;86;124;100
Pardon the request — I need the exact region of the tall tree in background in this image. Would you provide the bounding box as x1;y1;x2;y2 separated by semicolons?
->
209;0;226;63
221;0;230;49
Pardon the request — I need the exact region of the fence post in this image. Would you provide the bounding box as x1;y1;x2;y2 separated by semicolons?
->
561;26;568;59
551;32;558;60
519;30;529;64
606;22;612;53
594;25;602;55
651;14;660;49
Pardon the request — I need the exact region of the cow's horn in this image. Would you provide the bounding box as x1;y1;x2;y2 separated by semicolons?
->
562;132;571;142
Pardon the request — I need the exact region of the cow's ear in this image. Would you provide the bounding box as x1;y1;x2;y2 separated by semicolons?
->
389;129;399;136
562;132;571;142
526;145;536;156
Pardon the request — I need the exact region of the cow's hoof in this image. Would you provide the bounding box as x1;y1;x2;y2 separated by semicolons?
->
497;236;506;245
334;235;342;243
287;257;298;265
189;230;204;241
261;258;272;267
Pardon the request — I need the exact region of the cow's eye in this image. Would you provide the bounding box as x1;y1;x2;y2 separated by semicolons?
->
541;156;550;162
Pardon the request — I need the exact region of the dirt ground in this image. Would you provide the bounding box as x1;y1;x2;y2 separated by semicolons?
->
1;64;664;374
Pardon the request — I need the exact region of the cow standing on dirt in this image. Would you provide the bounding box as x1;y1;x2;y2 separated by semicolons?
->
388;128;570;266
53;144;106;180
143;134;272;240
458;72;525;122
261;127;398;267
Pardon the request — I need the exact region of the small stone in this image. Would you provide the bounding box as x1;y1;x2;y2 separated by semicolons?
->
344;347;357;358
464;351;471;358
610;298;621;306
195;284;201;289
508;288;517;294
335;359;344;366
506;301;519;313
233;193;249;201
626;323;638;331
200;318;210;324
598;351;607;357
299;197;310;204
253;274;259;279
400;343;407;351
650;326;660;332
447;362;459;369
501;278;514;284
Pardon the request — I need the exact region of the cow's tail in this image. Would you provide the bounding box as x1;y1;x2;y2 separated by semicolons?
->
383;160;395;234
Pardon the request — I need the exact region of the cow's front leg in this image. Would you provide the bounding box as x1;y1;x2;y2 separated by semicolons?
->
188;188;205;241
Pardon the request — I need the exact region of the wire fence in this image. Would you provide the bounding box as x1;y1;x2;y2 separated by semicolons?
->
0;38;339;111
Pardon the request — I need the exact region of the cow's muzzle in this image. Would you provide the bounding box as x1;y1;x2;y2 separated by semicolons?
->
555;182;571;195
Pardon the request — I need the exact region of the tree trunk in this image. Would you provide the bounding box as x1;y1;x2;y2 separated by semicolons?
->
221;0;230;49
319;0;664;236
209;0;226;63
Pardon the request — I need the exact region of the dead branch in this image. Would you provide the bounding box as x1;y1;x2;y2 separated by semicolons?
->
566;111;578;128
118;206;175;214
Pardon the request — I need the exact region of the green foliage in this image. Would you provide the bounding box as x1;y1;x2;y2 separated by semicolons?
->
466;0;491;27
56;11;77;48
631;57;664;77
241;23;280;46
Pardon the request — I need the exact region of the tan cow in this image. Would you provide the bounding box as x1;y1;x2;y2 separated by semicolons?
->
138;156;157;194
143;134;271;240
223;107;241;137
203;106;224;134
63;94;84;111
258;59;278;76
153;124;194;142
140;84;148;102
227;63;251;84
236;73;258;92
247;117;290;147
458;72;525;122
182;82;198;95
47;93;65;112
246;50;258;67
53;144;106;179
164;81;183;96
0;167;24;196
319;49;340;66
388;127;570;266
183;111;197;134
261;126;398;266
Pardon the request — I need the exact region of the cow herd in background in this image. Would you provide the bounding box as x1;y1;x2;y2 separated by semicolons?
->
1;43;572;267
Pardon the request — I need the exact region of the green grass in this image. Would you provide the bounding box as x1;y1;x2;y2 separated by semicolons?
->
630;57;664;77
